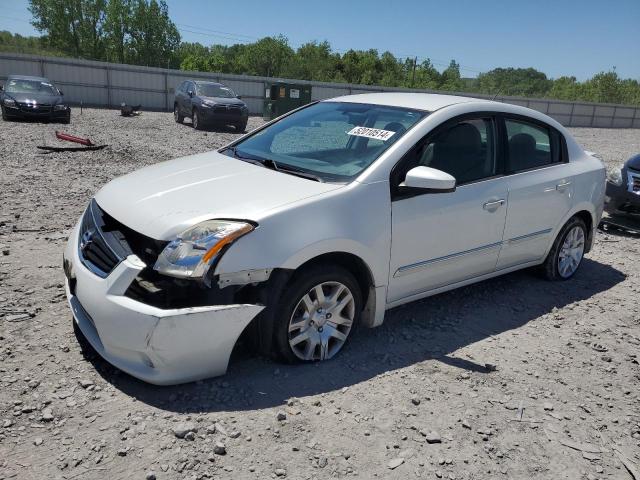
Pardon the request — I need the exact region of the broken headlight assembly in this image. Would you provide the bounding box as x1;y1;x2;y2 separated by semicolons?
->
153;220;254;281
607;164;624;187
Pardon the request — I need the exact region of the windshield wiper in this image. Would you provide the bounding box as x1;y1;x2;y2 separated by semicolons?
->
271;162;323;182
224;146;267;163
225;147;322;182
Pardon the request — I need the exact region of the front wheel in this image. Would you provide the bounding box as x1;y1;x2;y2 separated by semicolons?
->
174;104;183;123
192;109;202;130
1;107;8;121
235;122;247;133
273;265;362;363
542;216;587;280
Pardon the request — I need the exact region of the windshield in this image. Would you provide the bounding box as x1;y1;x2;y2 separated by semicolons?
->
226;102;427;182
196;83;236;98
6;79;59;95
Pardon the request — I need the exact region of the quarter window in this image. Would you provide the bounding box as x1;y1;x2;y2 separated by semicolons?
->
505;119;560;172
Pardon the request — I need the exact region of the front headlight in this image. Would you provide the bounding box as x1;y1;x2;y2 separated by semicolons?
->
607;165;624;186
153;220;254;280
54;104;68;111
3;98;16;107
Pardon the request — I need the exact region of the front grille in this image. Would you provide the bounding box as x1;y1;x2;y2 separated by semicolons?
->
18;103;51;114
212;105;243;115
78;201;127;277
78;200;167;278
629;170;640;194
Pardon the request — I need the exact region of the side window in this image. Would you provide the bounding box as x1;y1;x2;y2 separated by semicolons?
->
417;117;496;184
505;119;559;172
178;81;185;93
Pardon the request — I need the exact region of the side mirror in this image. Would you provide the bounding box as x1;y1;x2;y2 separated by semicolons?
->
401;166;456;192
236;95;242;99
188;90;194;97
59;90;64;95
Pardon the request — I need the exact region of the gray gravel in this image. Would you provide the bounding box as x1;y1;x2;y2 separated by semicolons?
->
1;108;639;480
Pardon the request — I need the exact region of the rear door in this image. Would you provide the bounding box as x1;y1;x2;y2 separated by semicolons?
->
496;116;573;269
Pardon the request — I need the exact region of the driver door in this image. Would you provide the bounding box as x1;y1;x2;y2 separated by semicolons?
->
387;116;508;304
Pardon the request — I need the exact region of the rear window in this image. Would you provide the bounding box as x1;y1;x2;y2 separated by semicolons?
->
505;119;562;172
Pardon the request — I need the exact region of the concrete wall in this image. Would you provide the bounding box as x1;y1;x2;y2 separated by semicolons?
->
1;52;639;128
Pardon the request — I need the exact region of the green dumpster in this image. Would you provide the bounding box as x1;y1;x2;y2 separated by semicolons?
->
263;82;312;121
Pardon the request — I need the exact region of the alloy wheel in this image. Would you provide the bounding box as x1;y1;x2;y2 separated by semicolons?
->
288;281;355;361
558;225;585;278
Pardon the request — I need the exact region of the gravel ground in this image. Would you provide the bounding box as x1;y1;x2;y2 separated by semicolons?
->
0;109;639;480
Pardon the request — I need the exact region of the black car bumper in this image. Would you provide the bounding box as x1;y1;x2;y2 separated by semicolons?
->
2;104;71;121
605;176;640;216
199;106;248;125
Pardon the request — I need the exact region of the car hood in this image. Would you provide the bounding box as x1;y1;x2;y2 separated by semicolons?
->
626;153;640;171
95;151;343;240
201;96;245;106
4;92;63;104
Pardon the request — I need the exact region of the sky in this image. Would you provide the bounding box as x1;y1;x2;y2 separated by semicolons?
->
0;0;638;80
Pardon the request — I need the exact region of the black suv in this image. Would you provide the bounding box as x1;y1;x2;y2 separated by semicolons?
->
605;153;640;217
1;75;71;123
174;80;248;131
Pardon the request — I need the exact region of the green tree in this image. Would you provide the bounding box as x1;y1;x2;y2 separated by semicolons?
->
582;70;624;104
127;0;180;68
29;0;106;59
103;0;130;63
477;67;552;97
440;60;463;91
237;35;294;77
286;41;338;82
547;76;583;101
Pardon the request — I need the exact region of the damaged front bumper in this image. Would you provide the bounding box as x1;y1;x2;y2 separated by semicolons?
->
63;222;263;385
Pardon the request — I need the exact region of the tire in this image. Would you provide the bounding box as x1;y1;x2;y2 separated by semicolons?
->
1;107;8;121
541;216;587;281
235;122;247;133
174;104;183;123
273;264;362;364
192;108;202;130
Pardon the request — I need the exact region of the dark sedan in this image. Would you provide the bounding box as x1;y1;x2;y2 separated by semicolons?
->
605;153;640;218
1;75;71;123
174;80;248;131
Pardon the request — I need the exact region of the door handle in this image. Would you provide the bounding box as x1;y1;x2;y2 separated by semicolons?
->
483;199;506;210
556;181;572;190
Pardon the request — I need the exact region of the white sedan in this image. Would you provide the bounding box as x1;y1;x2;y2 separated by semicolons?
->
63;93;605;385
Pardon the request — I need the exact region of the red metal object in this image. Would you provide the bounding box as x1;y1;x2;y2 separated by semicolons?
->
55;131;94;146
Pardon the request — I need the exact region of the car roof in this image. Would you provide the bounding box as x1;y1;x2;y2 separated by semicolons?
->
7;75;51;82
327;92;494;112
194;81;223;86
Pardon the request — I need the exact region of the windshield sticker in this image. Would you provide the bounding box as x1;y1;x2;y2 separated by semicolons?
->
347;126;396;141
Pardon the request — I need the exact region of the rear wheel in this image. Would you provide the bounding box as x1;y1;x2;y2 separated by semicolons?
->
235;122;247;133
542;216;587;280
273;265;362;363
174;104;183;123
192;108;202;130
